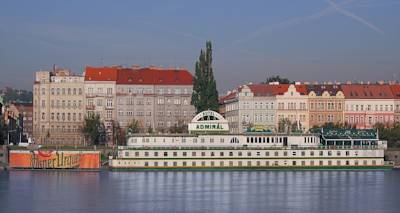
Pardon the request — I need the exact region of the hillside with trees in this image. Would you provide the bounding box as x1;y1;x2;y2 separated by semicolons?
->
0;87;33;103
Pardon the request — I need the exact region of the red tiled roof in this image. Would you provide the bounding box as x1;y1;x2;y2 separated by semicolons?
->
341;84;394;99
390;85;400;99
85;66;119;81
219;92;237;104
116;68;193;85
84;66;193;85
247;84;308;96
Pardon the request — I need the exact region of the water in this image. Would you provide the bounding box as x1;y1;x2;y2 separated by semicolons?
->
0;170;400;213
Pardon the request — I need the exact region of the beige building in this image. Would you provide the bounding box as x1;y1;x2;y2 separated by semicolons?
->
276;84;309;132
84;66;118;137
33;69;85;145
308;85;345;127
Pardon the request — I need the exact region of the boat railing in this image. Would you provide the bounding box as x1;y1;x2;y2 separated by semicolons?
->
117;145;384;151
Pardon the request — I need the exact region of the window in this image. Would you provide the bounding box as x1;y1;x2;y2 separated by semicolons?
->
106;111;112;119
106;99;113;107
107;88;113;95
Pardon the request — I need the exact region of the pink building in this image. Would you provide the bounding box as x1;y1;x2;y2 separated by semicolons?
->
342;84;395;128
390;85;400;122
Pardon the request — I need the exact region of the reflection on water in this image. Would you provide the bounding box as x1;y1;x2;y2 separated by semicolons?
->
0;170;399;213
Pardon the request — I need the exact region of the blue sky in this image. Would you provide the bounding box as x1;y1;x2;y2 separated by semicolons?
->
0;0;399;92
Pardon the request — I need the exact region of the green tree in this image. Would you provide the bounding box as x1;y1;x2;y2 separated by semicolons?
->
264;75;292;84
169;120;188;134
112;121;126;146
191;41;219;113
2;87;33;103
375;122;400;148
126;119;141;136
82;114;105;145
278;118;292;133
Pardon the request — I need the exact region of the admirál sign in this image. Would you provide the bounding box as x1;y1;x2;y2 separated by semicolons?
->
188;110;229;133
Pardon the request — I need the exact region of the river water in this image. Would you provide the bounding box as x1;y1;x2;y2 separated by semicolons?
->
0;170;399;213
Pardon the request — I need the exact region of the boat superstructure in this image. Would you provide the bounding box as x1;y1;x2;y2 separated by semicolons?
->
109;111;390;170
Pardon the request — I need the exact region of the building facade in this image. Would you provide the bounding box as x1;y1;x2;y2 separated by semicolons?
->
342;84;395;129
116;67;195;131
390;85;400;123
13;103;33;138
84;66;196;134
276;84;309;131
308;85;344;127
84;66;118;138
223;84;277;133
33;69;85;145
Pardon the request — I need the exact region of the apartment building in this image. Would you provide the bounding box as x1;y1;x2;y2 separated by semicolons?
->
33;69;85;145
84;66;118;136
116;67;195;131
84;66;195;133
276;84;309;131
335;84;395;129
5;103;33;138
222;84;277;133
390;85;400;123
308;85;345;127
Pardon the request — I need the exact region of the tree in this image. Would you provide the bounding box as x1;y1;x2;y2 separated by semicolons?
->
264;75;292;84
375;122;400;148
278;118;292;133
112;121;126;146
169;120;188;134
126;119;141;136
2;87;33;103
291;121;303;133
191;41;219;113
82;114;105;145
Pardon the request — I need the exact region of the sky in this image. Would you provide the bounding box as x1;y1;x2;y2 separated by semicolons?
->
0;0;399;93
